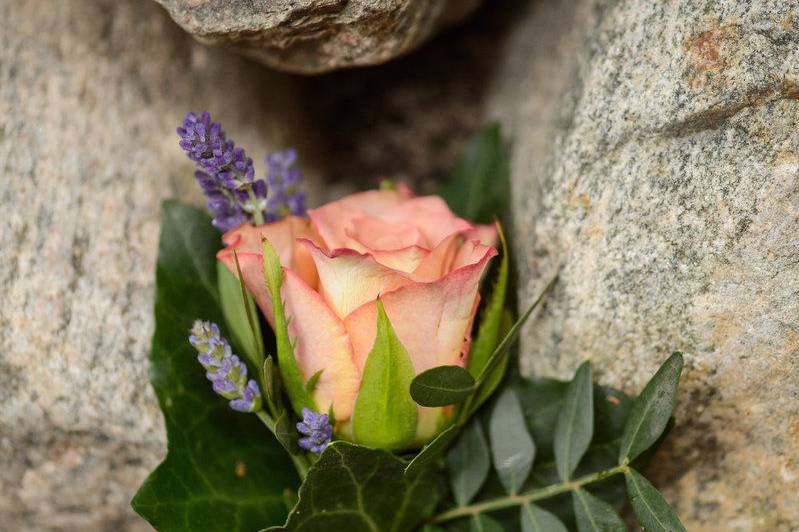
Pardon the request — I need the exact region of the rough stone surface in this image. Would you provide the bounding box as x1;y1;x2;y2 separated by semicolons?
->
154;0;483;74
0;0;329;529
489;0;799;529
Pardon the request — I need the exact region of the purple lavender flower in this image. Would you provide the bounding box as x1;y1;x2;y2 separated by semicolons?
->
177;112;268;230
265;148;307;222
296;407;333;455
188;320;262;413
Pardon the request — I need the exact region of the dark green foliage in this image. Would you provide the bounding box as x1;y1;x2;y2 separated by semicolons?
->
131;202;297;531
411;365;476;407
441;123;510;225
618;353;683;463
272;442;443;532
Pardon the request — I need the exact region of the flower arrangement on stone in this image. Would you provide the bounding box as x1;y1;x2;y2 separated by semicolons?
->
132;112;689;532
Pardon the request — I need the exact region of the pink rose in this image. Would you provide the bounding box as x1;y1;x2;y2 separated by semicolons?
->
218;186;497;446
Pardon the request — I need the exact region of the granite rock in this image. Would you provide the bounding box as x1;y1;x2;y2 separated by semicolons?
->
154;0;483;74
0;0;327;528
488;0;799;529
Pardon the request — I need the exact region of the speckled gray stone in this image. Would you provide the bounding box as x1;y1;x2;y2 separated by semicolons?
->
0;0;329;528
154;0;483;74
488;0;799;529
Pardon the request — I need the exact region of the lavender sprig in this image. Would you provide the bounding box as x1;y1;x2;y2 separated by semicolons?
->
189;320;262;413
296;407;333;455
265;148;307;222
177;112;268;230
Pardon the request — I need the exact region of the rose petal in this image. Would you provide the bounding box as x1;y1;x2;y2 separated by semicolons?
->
344;246;498;374
217;217;320;304
345;216;426;251
380;196;474;248
465;223;499;247
282;269;361;421
300;240;414;319
308;189;412;251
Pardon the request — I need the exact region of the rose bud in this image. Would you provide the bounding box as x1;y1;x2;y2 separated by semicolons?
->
218;185;497;450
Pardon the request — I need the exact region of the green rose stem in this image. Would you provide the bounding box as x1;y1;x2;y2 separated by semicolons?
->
428;464;629;524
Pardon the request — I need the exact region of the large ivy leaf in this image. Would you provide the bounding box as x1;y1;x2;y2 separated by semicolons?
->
272;442;443;531
441;123;510;225
131;201;297;531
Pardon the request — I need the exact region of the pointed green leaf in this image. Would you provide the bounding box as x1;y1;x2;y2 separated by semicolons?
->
521;504;568;532
404;423;459;477
618;352;684;463
447;419;490;505
468;223;509;378
263;356;279;406
625;468;686;532
305;368;323;393
411;365;475;407
554;361;594;481
489;389;535;494
352;300;418;450
271;442;442;531
442;123;510;224
472;308;514;412
470;513;506;532
572;488;625;532
218;260;264;370
471;275;558;408
262;238;314;415
131;202;296;531
273;410;301;455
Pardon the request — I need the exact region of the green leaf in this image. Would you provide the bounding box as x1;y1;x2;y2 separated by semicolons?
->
131;201;297;531
625;468;686;532
411;365;476;407
262;238;314;415
272;442;442;531
468;223;509;378
520;504;568;532
513;378;570;462
274;410;300;455
572;488;625;532
469;513;506;532
471;309;514;411
554;361;594;481
352;300;418;450
489;389;535;494
305;368;323;393
618;352;684;463
404;423;459;477
470;275;558;414
447;419;490;505
441;123;510;224
218;253;265;372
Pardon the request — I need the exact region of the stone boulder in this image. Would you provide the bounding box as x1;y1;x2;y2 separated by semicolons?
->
154;0;484;74
488;0;799;529
0;0;330;528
